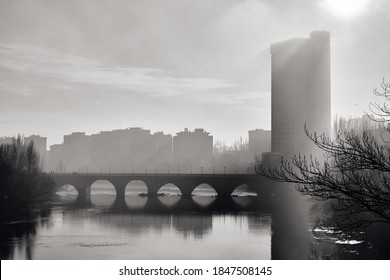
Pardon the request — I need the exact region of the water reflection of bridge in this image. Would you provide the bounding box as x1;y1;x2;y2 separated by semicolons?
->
59;194;268;214
50;173;274;202
57;195;273;251
50;173;314;259
62;210;215;239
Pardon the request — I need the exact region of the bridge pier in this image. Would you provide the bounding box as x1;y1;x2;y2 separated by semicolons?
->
107;178;130;209
144;182;161;197
178;182;197;198
74;184;91;204
110;179;129;199
212;195;236;209
214;183;237;198
111;195;127;209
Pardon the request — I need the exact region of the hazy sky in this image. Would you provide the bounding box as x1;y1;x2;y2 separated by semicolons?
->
1;0;389;147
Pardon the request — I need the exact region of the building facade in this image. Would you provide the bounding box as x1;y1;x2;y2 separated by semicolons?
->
173;128;213;172
270;31;331;155
47;128;172;173
25;135;47;164
248;129;271;159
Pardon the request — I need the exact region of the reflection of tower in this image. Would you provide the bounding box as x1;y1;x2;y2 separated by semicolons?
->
270;181;311;260
270;31;331;155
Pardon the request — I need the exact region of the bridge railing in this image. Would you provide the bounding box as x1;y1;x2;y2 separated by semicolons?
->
46;165;259;176
46;172;260;177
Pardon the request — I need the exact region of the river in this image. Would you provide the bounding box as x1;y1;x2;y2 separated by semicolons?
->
0;181;388;259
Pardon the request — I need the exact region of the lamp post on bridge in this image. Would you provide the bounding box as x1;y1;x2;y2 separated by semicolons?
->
224;166;226;175
201;166;203;174
190;166;192;175
213;166;215;175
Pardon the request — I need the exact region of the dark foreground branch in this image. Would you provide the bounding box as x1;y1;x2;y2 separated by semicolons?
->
257;128;390;229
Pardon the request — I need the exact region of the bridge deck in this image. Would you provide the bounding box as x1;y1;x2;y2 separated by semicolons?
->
49;172;260;177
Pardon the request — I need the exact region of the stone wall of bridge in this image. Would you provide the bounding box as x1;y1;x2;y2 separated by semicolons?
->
50;173;274;201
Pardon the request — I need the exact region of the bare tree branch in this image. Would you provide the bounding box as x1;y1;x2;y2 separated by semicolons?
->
257;80;390;230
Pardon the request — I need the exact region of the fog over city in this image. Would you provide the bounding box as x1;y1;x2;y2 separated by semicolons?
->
3;0;390;263
1;0;389;147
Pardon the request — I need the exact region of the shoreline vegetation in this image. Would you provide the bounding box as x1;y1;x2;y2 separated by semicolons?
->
0;136;54;221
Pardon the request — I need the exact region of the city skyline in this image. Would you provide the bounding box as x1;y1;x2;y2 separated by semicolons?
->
0;125;264;149
1;0;390;147
1;126;271;173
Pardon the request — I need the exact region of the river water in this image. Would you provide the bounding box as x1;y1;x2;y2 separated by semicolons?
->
1;181;388;259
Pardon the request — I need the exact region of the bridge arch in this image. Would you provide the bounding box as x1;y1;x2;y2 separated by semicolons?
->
55;184;79;203
192;183;218;197
157;183;182;196
231;184;258;197
90;180;117;207
125;180;148;196
56;184;78;194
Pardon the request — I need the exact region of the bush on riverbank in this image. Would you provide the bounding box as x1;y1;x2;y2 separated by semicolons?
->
0;136;54;220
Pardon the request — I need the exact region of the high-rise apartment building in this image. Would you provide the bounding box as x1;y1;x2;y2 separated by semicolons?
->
173;128;213;171
47;128;172;173
270;31;331;155
248;129;271;158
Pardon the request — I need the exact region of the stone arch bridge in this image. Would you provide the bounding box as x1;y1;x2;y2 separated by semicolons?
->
50;173;272;201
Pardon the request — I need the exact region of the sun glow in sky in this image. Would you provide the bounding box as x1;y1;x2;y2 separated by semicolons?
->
322;0;370;17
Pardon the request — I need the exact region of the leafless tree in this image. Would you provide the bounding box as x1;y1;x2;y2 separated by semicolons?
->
0;136;54;219
370;79;390;124
257;80;390;229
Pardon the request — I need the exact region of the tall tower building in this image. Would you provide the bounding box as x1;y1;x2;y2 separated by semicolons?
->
270;31;331;155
